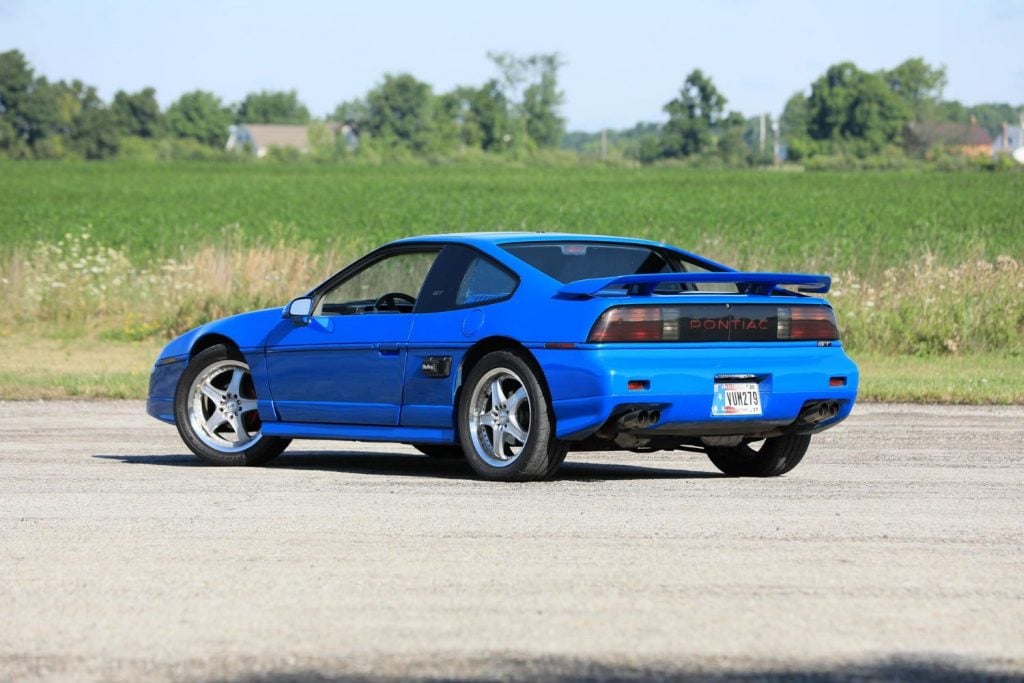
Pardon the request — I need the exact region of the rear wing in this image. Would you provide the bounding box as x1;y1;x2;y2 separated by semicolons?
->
555;272;831;298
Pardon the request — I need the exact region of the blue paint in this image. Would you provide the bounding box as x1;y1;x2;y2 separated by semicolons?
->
147;233;859;451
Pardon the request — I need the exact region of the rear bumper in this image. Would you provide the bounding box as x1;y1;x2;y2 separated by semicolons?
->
533;343;859;440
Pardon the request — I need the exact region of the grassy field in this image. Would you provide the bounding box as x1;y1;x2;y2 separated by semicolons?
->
2;162;1022;270
1;162;1021;402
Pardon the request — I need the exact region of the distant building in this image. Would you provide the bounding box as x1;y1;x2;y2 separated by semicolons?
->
903;121;993;158
226;123;358;157
991;123;1023;157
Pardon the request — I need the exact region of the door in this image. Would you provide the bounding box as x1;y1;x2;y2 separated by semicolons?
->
266;249;440;425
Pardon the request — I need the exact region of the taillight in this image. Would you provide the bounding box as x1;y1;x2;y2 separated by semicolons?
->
778;306;839;340
587;305;839;343
588;307;663;342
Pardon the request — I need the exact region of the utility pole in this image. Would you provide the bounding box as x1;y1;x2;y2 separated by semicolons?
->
600;128;608;161
759;113;766;154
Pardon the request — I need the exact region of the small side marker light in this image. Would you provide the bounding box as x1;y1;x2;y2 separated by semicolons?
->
829;377;846;387
627;380;650;391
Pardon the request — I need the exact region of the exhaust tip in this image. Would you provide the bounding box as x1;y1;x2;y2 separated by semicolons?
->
649;410;661;425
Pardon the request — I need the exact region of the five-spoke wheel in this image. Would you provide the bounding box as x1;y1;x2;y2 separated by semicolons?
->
174;344;289;465
458;350;566;481
187;359;262;453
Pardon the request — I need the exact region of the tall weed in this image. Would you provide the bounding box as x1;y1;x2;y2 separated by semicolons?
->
2;231;1020;355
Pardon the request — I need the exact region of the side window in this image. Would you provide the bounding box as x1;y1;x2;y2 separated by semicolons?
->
456;257;518;306
417;245;519;313
318;250;439;315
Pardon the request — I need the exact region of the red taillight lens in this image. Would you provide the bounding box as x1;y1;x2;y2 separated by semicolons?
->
588;307;663;342
588;305;840;343
780;306;840;340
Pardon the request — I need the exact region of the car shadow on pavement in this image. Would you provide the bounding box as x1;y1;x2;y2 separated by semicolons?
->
92;451;722;481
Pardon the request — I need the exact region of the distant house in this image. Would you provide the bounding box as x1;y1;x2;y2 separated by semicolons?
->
903;121;993;158
225;122;358;157
991;123;1023;157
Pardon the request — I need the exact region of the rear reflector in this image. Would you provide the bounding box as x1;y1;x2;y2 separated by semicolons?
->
588;304;840;343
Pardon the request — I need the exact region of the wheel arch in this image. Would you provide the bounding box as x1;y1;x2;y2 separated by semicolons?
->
456;336;555;425
190;333;240;359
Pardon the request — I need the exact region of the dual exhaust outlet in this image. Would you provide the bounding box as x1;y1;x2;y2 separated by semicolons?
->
617;409;661;430
797;401;840;425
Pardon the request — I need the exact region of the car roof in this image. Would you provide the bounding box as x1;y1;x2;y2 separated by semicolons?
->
391;232;670;249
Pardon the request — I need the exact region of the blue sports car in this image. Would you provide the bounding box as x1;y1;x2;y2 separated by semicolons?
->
147;233;858;481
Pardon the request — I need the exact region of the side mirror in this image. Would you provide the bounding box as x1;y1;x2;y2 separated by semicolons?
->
283;296;313;322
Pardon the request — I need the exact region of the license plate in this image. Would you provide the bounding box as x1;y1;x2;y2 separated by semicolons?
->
712;382;762;416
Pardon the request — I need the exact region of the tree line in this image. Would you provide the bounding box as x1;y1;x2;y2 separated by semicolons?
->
1;48;1020;165
0;49;564;161
570;58;1022;167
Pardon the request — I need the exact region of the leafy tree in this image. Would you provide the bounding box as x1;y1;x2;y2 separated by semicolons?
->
661;69;727;157
165;90;233;147
717;111;749;163
0;50;61;153
443;80;509;150
885;58;947;120
487;52;565;148
112;87;161;137
363;73;436;151
237;89;310;124
806;62;909;156
57;79;119;158
0;49;34;118
522;55;565;147
780;92;808;139
331;98;369;127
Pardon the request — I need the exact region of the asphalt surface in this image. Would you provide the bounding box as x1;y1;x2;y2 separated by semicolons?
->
1;401;1022;682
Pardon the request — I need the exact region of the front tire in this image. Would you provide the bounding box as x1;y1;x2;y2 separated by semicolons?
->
705;433;811;477
174;344;290;466
458;350;567;481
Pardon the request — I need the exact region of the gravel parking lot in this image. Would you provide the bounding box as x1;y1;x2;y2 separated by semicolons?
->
1;401;1022;682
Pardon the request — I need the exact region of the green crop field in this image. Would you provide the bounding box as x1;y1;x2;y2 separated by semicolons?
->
1;161;1022;402
2;162;1022;271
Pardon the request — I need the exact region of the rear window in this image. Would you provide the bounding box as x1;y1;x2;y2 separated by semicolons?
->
501;241;738;293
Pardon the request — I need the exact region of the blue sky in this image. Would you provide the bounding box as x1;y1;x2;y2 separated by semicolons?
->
1;0;1021;131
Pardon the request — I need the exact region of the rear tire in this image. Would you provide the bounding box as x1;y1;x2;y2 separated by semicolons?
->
174;344;290;466
705;433;811;477
458;350;567;481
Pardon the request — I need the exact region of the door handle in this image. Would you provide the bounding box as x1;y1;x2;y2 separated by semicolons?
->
376;343;401;355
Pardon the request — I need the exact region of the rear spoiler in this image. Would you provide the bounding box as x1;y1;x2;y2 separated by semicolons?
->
555;272;831;298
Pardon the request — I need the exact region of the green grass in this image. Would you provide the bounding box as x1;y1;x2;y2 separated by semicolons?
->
1;162;1021;402
0;334;161;400
2;162;1022;273
857;353;1024;404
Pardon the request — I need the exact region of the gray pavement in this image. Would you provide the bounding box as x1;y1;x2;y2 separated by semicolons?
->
0;401;1022;682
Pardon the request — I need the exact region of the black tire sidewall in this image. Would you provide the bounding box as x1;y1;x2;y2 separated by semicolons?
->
457;350;562;481
706;433;811;477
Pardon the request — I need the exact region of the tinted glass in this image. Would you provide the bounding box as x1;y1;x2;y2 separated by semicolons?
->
417;245;519;313
318;250;439;315
502;241;737;294
456;258;518;306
